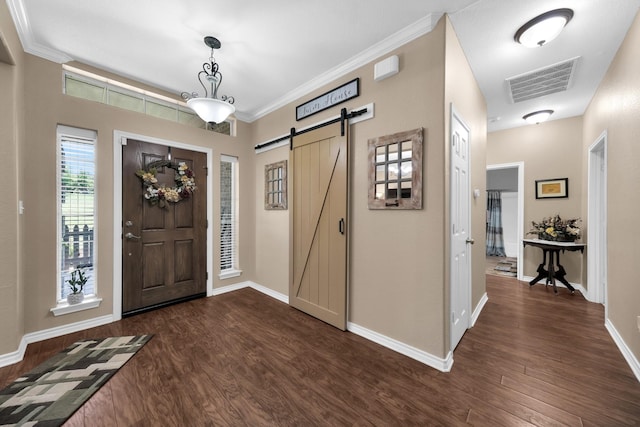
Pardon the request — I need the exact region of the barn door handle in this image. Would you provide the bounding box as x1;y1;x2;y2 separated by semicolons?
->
125;232;141;240
339;218;345;235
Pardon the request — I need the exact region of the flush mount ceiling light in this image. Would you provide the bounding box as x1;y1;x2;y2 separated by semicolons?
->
514;8;574;48
181;36;235;124
523;109;554;124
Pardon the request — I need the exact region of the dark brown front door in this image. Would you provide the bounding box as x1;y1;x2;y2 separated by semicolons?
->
122;139;207;315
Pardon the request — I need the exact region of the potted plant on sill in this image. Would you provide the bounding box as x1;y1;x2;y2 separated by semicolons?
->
67;267;88;305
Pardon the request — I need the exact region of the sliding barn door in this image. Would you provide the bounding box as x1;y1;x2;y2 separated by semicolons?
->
290;122;348;330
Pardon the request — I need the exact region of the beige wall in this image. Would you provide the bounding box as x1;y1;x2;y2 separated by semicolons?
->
17;52;256;334
583;11;640;364
0;2;23;354
253;16;486;359
254;145;289;295
487;117;584;285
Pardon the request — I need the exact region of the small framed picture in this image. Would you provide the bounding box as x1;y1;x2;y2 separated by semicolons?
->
535;178;568;199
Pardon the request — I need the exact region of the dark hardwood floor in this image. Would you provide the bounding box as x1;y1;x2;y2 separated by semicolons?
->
2;275;640;426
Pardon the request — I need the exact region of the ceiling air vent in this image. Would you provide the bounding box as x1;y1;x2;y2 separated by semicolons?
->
506;57;579;103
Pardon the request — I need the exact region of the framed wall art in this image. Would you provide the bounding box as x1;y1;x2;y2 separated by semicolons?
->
295;78;359;121
535;178;568;199
264;160;287;210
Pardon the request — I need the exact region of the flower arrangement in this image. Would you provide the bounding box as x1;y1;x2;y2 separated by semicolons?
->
136;160;196;208
528;214;581;242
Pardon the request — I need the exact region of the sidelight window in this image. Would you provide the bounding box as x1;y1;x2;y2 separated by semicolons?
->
56;125;97;301
220;155;241;278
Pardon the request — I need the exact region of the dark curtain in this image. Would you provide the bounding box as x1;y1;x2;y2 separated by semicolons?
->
486;190;506;256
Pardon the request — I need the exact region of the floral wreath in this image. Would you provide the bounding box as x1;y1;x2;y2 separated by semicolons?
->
136;160;196;208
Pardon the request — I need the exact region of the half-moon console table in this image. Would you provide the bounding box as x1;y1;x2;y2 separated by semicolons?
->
523;239;586;294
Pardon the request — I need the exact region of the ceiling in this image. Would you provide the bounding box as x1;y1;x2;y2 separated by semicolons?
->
6;0;640;131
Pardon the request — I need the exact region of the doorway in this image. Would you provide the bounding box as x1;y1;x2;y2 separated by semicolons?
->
113;131;214;320
486;162;524;281
588;131;607;307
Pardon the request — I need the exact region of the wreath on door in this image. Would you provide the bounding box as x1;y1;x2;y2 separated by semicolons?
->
136;160;196;208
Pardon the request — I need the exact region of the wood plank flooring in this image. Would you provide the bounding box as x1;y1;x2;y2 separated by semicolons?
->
1;275;639;426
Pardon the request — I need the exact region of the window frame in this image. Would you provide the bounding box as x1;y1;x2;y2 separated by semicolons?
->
52;125;102;316
219;155;242;279
367;128;423;210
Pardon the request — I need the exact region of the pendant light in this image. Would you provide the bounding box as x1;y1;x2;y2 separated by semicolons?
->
181;36;235;124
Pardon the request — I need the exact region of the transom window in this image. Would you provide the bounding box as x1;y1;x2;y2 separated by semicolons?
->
368;128;423;209
63;65;235;136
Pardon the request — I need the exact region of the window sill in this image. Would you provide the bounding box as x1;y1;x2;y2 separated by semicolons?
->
50;296;103;317
218;269;242;280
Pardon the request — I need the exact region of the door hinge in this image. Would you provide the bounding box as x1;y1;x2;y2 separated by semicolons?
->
206;272;209;280
204;166;208;176
121;137;127;146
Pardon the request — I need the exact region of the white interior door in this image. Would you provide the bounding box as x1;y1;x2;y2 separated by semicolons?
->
450;107;471;351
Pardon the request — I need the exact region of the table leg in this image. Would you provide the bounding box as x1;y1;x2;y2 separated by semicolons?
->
554;251;575;294
547;249;558;293
529;249;549;286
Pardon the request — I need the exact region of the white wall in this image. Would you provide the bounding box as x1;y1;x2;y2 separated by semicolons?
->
501;192;518;257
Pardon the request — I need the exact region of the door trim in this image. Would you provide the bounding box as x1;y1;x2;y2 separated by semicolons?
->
587;130;608;306
113;130;213;321
486;162;525;281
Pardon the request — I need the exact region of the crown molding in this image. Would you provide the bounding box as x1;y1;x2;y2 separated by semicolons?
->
241;13;442;123
6;0;73;63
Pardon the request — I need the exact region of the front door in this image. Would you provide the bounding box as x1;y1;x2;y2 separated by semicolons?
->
290;122;348;330
450;108;471;350
122;139;207;315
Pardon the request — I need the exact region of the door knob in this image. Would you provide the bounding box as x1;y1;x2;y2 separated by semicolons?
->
125;232;141;240
466;238;475;245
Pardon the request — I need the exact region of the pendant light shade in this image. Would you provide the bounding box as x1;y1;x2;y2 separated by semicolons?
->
186;97;236;124
515;9;574;48
182;36;236;124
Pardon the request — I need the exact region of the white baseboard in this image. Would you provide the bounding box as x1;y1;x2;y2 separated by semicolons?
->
0;314;114;368
471;292;488;327
211;281;251;296
522;275;586;296
211;281;288;304
605;318;640;382
215;281;453;372
0;338;28;368
347;322;453;372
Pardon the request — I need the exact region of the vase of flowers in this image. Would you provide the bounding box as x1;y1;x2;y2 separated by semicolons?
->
66;267;88;305
528;214;581;242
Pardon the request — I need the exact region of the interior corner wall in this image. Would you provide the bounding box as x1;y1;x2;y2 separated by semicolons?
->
252;19;449;358
0;1;23;355
487;117;584;285
583;9;640;367
443;15;488;343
